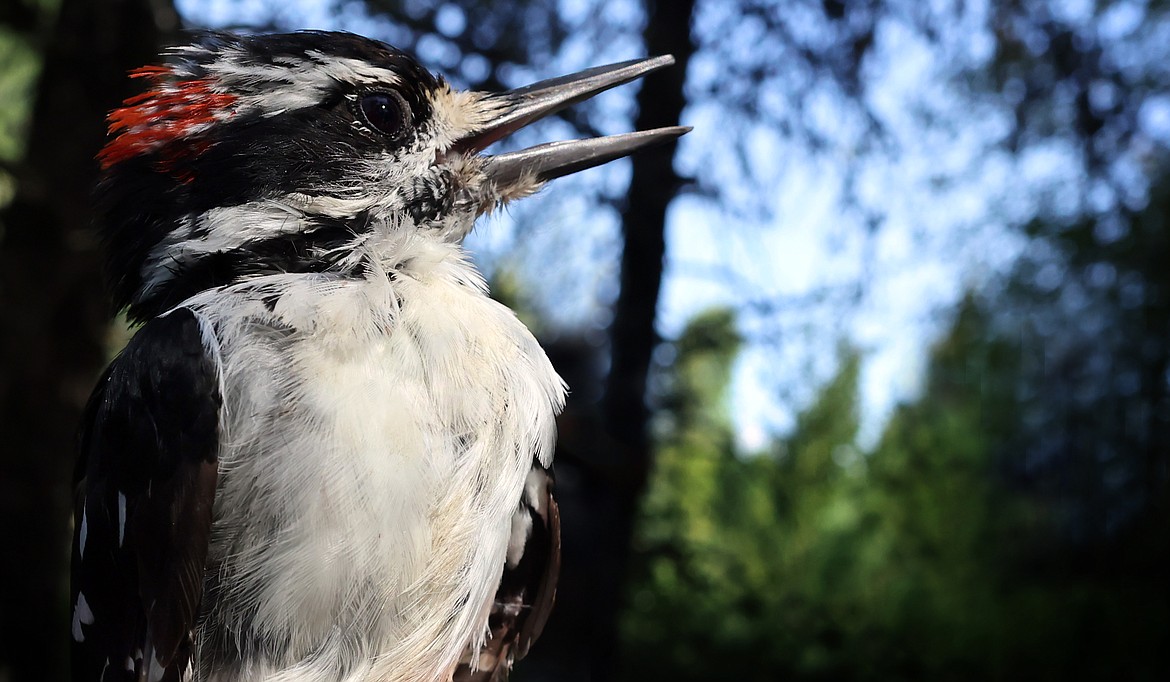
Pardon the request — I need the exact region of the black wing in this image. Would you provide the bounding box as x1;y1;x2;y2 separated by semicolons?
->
455;464;561;682
71;308;222;682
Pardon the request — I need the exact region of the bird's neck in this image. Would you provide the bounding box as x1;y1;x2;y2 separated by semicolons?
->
120;195;479;322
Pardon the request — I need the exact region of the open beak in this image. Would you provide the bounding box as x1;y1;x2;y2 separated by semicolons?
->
457;56;690;186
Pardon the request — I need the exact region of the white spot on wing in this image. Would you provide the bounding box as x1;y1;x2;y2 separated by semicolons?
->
117;491;127;547
124;656;135;672
71;592;94;642
506;507;533;569
524;468;548;514
148;653;167;682
79;507;88;558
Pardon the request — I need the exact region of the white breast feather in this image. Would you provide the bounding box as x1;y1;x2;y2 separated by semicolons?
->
184;235;565;682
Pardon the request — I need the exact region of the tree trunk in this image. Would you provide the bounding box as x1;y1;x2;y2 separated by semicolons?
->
522;2;695;680
0;0;175;677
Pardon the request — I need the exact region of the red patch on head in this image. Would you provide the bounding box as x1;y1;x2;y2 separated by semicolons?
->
98;65;237;174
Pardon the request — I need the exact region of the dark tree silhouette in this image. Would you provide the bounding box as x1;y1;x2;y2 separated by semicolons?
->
0;0;176;677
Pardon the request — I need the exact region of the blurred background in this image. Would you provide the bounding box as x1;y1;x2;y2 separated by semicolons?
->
2;0;1168;680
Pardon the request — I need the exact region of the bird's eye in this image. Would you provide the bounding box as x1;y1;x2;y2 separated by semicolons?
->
358;92;409;139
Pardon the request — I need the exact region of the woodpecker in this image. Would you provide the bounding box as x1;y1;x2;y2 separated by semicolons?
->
69;30;685;682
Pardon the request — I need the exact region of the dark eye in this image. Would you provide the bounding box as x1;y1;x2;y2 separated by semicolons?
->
358;92;409;139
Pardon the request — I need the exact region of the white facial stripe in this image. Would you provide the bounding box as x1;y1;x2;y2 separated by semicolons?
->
140;202;314;294
306;52;404;85
197;50;404;118
283;191;387;218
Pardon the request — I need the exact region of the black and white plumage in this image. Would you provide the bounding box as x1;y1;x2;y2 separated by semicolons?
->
70;31;684;682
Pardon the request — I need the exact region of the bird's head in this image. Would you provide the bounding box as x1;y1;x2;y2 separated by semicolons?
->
97;30;686;321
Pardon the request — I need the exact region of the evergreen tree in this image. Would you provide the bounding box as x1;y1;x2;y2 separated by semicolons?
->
620;294;1169;680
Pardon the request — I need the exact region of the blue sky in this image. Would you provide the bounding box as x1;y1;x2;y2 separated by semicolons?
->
173;0;1169;451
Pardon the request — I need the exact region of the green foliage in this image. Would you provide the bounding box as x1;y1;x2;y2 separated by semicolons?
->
622;309;870;680
618;298;1169;681
0;27;40;214
0;29;38;163
0;0;61;164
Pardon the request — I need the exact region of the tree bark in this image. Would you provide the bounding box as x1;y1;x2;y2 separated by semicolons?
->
522;2;695;680
0;0;175;677
604;0;694;492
